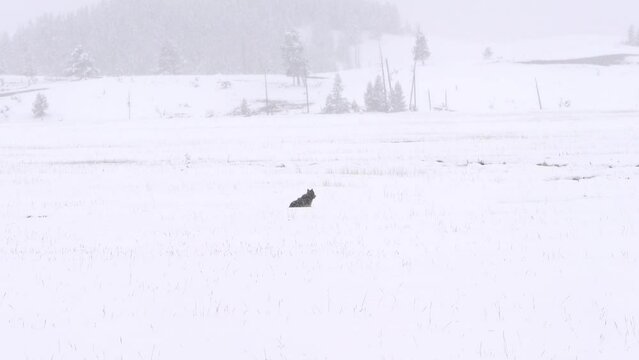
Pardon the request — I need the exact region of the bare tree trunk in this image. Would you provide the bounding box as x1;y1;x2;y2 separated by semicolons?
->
409;70;415;111
264;73;270;115
386;58;393;98
445;90;448;109
304;77;310;114
412;61;417;111
378;42;388;109
535;78;543;110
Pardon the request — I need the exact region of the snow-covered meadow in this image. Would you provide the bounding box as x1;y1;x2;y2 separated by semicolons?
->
1;31;639;359
1;109;638;359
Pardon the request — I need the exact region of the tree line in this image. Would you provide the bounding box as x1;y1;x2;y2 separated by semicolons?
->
627;25;639;46
0;0;401;76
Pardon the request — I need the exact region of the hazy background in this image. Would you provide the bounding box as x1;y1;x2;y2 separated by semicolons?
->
1;0;638;40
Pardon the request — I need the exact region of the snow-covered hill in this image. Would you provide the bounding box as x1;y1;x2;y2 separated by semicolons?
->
1;35;638;121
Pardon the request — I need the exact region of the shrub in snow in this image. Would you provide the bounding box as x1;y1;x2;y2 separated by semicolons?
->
0;105;10;119
390;82;407;112
65;46;99;79
559;98;571;109
32;93;48;118
413;29;430;65
322;74;351;114
364;76;389;112
483;47;494;60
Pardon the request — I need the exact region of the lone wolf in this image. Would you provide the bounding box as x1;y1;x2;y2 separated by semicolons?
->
289;189;316;208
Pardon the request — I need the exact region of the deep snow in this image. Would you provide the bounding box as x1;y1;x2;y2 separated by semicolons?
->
1;111;638;359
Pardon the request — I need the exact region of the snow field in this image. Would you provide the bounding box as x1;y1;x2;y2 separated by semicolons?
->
1;112;638;359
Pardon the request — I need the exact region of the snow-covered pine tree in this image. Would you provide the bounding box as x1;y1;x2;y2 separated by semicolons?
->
230;99;252;117
323;74;350;114
158;41;182;74
390;82;406;112
32;93;49;118
0;33;8;74
364;76;389;112
240;99;251;116
65;46;99;79
351;100;360;113
364;82;375;111
413;29;430;65
282;30;308;86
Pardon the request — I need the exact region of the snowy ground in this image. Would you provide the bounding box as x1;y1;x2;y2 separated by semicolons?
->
1;111;638;359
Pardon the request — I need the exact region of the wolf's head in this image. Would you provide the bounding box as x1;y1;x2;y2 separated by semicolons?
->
306;189;316;200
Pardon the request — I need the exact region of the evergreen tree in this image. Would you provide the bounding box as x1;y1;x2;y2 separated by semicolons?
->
230;98;252;117
364;76;389;112
413;29;430;65
158;41;182;74
282;30;308;86
65;46;99;79
351;100;360;113
0;33;8;74
240;99;251;116
32;93;49;118
628;26;636;45
364;82;375;111
390;82;406;112
323;74;350;114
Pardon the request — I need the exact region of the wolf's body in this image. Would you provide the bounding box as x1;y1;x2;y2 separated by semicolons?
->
290;189;316;208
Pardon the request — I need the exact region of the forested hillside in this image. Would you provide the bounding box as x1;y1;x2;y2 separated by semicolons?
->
0;0;401;76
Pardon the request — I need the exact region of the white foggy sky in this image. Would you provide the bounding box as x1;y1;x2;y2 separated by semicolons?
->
1;0;638;40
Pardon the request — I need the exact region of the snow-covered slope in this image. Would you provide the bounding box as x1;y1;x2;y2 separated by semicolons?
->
1;35;638;121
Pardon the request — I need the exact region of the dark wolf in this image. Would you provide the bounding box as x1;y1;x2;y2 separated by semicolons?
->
289;189;316;208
